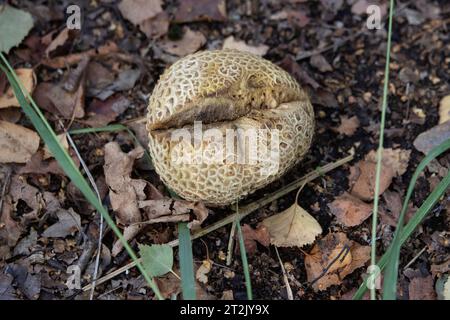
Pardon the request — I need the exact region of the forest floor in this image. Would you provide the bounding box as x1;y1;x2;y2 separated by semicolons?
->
0;0;449;300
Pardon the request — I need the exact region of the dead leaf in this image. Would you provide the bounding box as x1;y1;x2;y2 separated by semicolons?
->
0;195;22;248
139;198;209;229
161;28;206;57
262;203;322;248
33;81;85;119
333;115;360;136
9;175;41;221
439;95;450;124
0;68;35;109
221;290;234;300
139;11;169;40
44;28;70;57
174;0;227;22
310;54;333;72
352;0;387;17
0;107;21;123
103;142;146;256
239;224;270;255
0;274;17;300
196;259;212;284
409;275;436;300
305;232;370;291
118;0;162;25
41;41;119;69
92;69;141;101
414;121;450;155
349;149;410;201
222;36;269;56
380;190;415;227
0;120;40;163
278;56;320;89
85;95;130;127
328;192;372;227
42;208;81;238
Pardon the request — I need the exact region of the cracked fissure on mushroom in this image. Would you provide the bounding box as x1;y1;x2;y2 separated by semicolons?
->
147;49;315;206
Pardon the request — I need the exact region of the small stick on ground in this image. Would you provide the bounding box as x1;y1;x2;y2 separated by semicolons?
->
82;154;354;292
275;247;293;300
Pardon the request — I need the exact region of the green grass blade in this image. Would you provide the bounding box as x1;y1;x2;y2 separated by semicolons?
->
178;222;196;299
383;138;450;299
0;56;163;299
369;0;395;300
236;219;253;300
353;139;450;299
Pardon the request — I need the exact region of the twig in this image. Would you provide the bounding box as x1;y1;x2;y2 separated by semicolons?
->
403;246;427;271
310;244;351;287
82;154;353;291
275;247;293;300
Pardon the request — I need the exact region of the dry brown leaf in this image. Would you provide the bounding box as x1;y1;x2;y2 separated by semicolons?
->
138;11;169;40
174;0;227;22
409;275;436;300
118;0;162;25
0;120;40;163
222;36;269;56
305;232;370;292
414;121;450;155
9;175;42;221
333;115;360;136
139;198;208;229
349;148;410;201
44;28;70;57
160;28;206;56
328;192;372;227
42;208;81;238
262;203;322;248
0;195;22;248
196;259;212;284
0;68;35;109
439;95;450;124
33;81;85;119
366;148;411;177
103;142;146;256
41;41;118;69
380;190;415;227
310;54;332;72
239;224;270;255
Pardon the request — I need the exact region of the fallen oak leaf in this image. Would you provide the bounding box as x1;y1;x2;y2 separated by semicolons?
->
262;203;322;248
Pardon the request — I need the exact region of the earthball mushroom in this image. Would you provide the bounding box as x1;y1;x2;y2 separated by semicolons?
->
147;49;314;206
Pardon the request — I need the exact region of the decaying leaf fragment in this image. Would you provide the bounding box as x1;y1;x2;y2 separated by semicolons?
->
304;232;370;292
262;203;322;248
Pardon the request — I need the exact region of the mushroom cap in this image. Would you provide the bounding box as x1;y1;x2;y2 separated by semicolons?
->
147;49;314;206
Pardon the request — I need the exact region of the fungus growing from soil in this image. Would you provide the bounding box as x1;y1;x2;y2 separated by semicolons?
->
147;49;315;206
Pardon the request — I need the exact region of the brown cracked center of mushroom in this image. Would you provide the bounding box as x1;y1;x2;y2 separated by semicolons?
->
147;49;315;206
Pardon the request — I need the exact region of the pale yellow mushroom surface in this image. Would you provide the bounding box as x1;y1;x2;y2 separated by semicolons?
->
147;49;314;206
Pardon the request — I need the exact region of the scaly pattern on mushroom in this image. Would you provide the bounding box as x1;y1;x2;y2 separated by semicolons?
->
147;49;314;206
